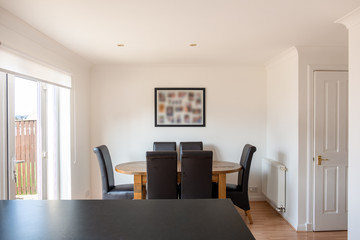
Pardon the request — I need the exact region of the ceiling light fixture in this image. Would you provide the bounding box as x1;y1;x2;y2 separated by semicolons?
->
117;44;125;47
189;43;197;47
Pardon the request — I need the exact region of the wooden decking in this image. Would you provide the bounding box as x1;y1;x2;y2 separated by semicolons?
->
236;201;347;240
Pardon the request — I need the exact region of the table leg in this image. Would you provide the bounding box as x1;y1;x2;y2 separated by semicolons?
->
218;173;226;199
134;175;145;200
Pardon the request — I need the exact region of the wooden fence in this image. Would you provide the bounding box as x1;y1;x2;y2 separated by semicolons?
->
15;120;37;195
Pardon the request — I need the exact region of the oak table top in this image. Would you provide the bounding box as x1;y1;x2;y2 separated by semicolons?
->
115;160;241;175
115;160;241;200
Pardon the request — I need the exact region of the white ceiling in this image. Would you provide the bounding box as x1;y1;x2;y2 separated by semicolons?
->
1;0;360;65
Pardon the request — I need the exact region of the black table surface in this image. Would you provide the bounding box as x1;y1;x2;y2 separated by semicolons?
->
0;199;255;240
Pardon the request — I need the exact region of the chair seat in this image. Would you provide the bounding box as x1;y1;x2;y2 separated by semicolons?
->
226;183;250;211
212;183;243;199
113;184;134;191
226;183;242;192
104;184;134;200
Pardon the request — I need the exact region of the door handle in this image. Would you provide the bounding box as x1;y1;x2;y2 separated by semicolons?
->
12;158;17;183
317;155;329;165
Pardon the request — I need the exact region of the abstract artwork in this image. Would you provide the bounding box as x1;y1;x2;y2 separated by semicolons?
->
155;88;205;127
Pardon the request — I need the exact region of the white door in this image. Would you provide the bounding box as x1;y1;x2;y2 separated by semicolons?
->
313;70;348;231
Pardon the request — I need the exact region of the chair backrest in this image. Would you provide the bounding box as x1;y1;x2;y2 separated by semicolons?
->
179;142;203;159
146;151;178;199
153;142;176;151
181;150;212;199
237;144;257;191
93;145;115;195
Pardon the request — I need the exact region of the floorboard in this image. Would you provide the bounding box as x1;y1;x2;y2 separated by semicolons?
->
235;201;347;240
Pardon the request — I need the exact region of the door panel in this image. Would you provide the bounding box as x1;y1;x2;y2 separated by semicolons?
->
314;71;348;231
323;166;338;213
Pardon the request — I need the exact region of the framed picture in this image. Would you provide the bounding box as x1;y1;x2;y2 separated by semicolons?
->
155;88;205;127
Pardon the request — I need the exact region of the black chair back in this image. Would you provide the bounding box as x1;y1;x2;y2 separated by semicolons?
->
237;144;257;191
146;151;178;199
93;145;115;195
181;150;212;199
153;142;176;151
179;142;203;159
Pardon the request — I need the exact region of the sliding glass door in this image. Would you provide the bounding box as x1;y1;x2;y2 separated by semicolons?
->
0;71;71;200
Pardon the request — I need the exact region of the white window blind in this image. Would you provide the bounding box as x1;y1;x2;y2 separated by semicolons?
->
0;44;71;88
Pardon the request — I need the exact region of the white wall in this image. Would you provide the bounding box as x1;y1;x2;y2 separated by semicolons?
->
337;8;360;239
266;47;299;229
0;8;91;199
297;46;348;231
347;21;360;240
90;64;266;199
266;46;348;231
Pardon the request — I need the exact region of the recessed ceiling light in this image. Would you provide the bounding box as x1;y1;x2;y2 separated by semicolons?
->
117;44;125;47
189;43;197;47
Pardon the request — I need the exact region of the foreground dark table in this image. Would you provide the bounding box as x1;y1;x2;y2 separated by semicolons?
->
0;199;254;240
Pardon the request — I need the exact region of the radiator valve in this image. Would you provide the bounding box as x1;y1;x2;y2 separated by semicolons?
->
276;207;286;212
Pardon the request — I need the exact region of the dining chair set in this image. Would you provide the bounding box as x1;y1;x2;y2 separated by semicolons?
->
148;141;213;199
93;142;256;223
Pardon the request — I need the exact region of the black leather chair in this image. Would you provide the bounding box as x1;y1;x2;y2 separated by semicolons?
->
226;144;256;224
179;142;203;160
153;142;176;151
181;150;213;199
146;151;178;199
93;145;134;200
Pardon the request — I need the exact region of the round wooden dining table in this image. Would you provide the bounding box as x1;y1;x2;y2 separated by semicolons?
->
115;161;241;200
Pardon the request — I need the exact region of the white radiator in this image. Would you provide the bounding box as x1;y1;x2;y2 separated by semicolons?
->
261;158;287;212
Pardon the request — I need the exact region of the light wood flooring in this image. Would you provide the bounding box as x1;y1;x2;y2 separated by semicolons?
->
235;201;347;240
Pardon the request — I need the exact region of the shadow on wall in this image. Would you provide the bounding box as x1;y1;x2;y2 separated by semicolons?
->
278;152;286;165
203;144;220;160
205;144;239;184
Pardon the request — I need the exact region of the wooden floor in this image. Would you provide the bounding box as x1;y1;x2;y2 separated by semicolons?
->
235;201;347;240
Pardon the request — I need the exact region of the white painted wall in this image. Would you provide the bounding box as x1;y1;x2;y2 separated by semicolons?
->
90;64;266;199
347;24;360;240
266;47;299;229
337;7;360;240
0;8;91;199
297;46;348;231
266;46;348;231
347;22;360;240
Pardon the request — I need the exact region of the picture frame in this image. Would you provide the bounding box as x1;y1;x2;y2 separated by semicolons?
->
155;88;205;127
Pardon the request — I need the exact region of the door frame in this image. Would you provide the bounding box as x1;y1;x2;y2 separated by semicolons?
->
307;64;348;231
7;74;16;199
0;72;8;199
0;72;48;200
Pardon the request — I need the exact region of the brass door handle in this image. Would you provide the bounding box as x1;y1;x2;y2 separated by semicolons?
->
317;155;329;165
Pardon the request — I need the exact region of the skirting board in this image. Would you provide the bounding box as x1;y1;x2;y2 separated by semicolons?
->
264;197;313;232
249;193;265;201
297;224;313;232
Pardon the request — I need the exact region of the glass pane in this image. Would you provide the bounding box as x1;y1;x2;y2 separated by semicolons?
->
14;77;39;200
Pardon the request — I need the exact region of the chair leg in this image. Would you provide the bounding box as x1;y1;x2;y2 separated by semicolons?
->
245;210;253;224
